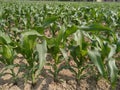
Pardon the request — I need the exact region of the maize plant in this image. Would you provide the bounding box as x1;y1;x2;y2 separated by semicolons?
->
0;31;19;85
0;1;120;89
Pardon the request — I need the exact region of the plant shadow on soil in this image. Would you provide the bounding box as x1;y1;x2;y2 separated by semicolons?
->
0;66;120;90
0;55;120;90
33;69;53;90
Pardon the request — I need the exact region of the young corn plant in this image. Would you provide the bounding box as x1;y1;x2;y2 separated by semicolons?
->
111;32;120;59
86;27;119;89
0;31;19;85
46;24;78;82
67;30;90;84
17;30;47;86
88;41;118;89
62;24;112;84
46;25;65;82
41;15;68;82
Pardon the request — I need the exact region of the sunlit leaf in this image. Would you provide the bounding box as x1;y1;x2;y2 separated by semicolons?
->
108;58;118;87
43;16;58;27
36;40;47;71
88;49;106;77
80;24;111;32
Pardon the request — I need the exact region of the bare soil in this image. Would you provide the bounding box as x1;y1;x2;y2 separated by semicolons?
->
0;54;120;90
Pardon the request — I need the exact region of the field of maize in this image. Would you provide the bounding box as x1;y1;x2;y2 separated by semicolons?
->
0;1;120;90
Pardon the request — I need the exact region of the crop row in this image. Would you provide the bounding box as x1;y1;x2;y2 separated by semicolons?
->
0;1;120;89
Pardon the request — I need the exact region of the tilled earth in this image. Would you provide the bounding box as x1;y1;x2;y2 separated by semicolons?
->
0;54;120;90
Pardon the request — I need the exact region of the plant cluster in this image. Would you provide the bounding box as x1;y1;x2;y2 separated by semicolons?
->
0;1;120;89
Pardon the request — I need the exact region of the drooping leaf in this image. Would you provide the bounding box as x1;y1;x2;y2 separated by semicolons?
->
74;30;83;49
60;48;68;61
88;49;106;77
20;30;43;58
108;44;116;59
108;58;118;87
36;40;47;72
21;30;43;38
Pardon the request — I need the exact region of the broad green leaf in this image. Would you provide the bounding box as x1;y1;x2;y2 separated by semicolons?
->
108;58;118;86
95;37;110;58
88;49;106;77
64;25;78;39
43;16;58;27
33;26;44;35
0;37;6;45
74;30;83;49
22;36;37;50
80;24;111;32
21;30;43;58
81;50;87;57
36;40;47;71
55;26;65;46
70;46;81;66
0;31;11;45
60;48;68;60
108;44;116;59
46;38;55;48
2;45;12;60
20;35;37;59
21;30;43;38
73;31;88;56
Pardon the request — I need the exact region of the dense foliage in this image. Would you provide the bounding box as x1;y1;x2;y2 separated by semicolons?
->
0;1;120;89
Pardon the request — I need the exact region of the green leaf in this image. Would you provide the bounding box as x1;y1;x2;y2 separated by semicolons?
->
60;48;68;61
74;30;83;49
55;26;65;46
33;26;44;35
108;58;118;87
81;50;87;57
21;30;43;58
95;36;104;49
36;40;47;72
21;30;43;38
11;27;21;33
2;45;12;60
80;24;111;32
43;16;58;27
0;47;2;54
22;36;37;55
0;31;11;45
116;34;120;52
46;37;55;48
108;44;116;59
0;37;6;45
88;49;106;77
64;25;78;39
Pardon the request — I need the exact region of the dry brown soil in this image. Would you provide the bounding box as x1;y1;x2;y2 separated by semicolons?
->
0;54;120;90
